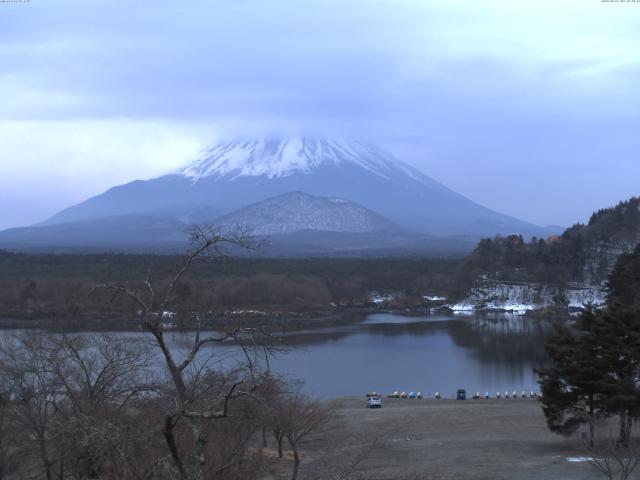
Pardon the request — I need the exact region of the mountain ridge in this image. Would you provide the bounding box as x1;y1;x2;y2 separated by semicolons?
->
39;137;553;238
0;192;477;256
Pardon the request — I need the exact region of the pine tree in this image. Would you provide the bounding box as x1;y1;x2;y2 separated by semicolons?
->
594;244;640;444
538;244;640;445
537;308;608;444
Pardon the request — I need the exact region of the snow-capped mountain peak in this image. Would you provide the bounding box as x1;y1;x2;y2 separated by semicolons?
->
175;138;425;183
36;137;550;239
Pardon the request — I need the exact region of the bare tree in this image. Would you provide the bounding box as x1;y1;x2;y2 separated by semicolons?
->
579;420;640;480
0;332;155;480
48;334;154;480
45;334;154;414
0;334;64;480
259;377;299;459
277;391;332;480
95;224;272;480
0;390;18;480
0;224;376;480
305;434;384;480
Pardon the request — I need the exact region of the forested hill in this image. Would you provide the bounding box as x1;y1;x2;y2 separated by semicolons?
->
459;197;640;289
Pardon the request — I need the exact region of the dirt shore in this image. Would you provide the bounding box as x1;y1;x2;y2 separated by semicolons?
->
269;397;605;480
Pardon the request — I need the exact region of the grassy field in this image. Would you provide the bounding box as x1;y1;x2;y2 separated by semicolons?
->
265;397;607;480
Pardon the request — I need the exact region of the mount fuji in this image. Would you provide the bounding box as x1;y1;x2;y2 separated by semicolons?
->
1;138;558;254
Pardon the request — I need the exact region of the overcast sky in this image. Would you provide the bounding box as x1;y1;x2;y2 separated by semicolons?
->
1;0;639;230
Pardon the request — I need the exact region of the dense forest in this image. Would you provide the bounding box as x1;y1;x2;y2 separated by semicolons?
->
1;197;639;324
0;251;458;325
458;197;640;290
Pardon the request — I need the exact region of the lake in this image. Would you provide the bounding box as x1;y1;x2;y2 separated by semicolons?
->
0;312;556;398
260;312;552;398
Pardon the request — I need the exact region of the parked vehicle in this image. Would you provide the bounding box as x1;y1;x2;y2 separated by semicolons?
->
456;389;466;400
367;396;383;408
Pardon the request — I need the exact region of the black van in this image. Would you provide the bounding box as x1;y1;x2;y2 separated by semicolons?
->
456;389;466;400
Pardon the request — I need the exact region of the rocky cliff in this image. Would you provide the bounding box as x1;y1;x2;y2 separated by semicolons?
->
450;279;606;313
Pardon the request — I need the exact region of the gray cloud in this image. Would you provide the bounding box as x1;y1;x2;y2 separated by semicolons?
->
0;0;639;229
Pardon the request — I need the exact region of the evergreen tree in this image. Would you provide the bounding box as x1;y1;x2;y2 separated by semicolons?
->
538;244;640;445
537;308;608;444
595;244;640;444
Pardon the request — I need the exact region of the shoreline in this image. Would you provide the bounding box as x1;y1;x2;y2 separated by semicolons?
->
0;306;390;332
0;305;569;333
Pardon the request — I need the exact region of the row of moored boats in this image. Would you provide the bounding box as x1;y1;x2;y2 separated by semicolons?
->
367;390;540;399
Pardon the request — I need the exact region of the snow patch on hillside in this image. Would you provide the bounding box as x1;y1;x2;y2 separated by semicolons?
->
370;292;395;304
565;287;606;309
449;281;606;313
423;295;447;301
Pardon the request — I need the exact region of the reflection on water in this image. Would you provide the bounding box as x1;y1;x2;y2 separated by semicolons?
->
361;313;454;325
0;312;560;398
264;312;556;397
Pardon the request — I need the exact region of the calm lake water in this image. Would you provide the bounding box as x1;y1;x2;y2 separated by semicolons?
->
261;312;552;398
1;312;556;398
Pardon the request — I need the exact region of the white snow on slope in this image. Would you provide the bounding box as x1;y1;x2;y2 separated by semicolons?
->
450;301;535;315
449;281;606;313
175;138;429;184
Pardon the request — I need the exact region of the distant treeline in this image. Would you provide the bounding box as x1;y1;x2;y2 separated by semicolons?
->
458;197;640;289
0;252;459;322
2;197;639;323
